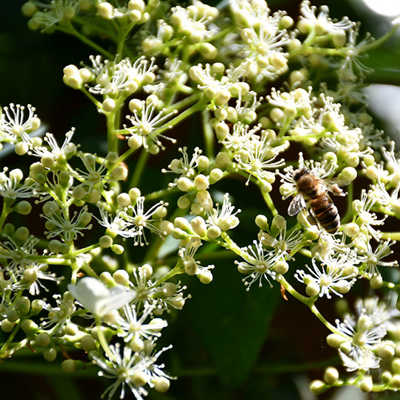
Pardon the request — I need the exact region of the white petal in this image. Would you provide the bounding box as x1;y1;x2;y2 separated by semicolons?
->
96;286;136;316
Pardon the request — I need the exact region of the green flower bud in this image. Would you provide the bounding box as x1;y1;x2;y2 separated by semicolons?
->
43;347;57;362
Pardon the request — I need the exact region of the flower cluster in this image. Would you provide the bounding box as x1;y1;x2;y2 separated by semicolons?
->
2;0;398;398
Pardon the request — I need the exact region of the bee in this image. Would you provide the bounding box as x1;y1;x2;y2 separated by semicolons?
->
288;168;343;233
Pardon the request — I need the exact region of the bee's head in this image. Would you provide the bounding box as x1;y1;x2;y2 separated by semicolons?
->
293;168;310;181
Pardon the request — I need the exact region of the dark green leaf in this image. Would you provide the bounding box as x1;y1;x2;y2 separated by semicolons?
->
186;260;280;387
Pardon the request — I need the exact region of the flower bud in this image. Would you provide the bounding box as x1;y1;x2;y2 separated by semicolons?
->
309;380;325;394
359;375;373;392
207;226;221;239
174;217;192;233
177;177;194;192
197;268;213;284
113;270;130;286
209;168;223;184
43;347;57;362
191;216;207;237
102;98;116;112
326;333;347;348
152;377;170;393
97;2;113;19
323;367;339;384
194;174;209;191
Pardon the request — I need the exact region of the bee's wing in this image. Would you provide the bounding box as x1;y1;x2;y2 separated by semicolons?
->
288;194;306;216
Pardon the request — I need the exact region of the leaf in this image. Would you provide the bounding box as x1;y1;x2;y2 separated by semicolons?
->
186;259;280;387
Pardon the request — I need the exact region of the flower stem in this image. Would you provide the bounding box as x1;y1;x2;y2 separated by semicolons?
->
202;109;214;160
130;149;149;187
381;232;400;241
97;323;114;361
60;24;113;59
155;260;184;285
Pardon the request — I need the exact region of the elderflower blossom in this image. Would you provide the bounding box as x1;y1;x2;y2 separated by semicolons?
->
0;168;33;199
119;197;168;246
0;103;40;143
87;56;156;96
353;190;386;241
295;258;357;299
93;342;172;400
118;304;167;347
299;1;355;35
125;99;177;150
28;129;77;162
235;240;278;290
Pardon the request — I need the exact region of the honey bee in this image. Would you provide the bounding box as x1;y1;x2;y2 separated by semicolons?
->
288;168;343;233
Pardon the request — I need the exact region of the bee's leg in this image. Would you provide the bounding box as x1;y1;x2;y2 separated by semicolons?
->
308;210;323;240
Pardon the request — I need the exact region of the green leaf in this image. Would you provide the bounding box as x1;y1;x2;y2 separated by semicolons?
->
186;260;280;387
365;48;400;85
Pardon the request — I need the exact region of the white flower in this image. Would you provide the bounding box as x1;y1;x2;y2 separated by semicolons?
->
235;240;277;290
300;1;354;35
0;103;40;142
359;240;398;276
170;1;218;42
68;277;136;317
162;146;202;177
42;206;92;242
221;122;259;152
279;152;338;200
295;258;357;299
97;208;137;239
29;129;76;162
76;153;107;189
118;304;167;345
353;190;386;241
125;101;177;150
88;56;156;96
21;263;61;296
234;134;285;183
120;197;167;246
0;235;40;271
0;168;33;199
354;296;400;331
339;347;380;372
92;342;172;400
207;193;240;231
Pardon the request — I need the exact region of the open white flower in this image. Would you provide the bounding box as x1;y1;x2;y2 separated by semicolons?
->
68;277;136;317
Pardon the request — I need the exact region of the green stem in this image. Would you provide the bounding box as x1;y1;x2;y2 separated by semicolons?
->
261;191;278;217
59;24;112;59
155;261;184;285
163;93;200;114
96;323;114;361
0;199;11;232
358;25;398;54
80;87;101;108
278;276;347;338
202;109;214;159
341;183;353;224
145;187;179;201
115;22;135;62
0;324;20;358
106;111;119;154
130;149;149;188
381;232;400;241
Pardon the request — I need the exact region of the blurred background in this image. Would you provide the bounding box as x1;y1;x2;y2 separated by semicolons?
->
1;1;400;399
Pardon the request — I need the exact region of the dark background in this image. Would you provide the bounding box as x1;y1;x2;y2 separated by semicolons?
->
1;1;400;399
